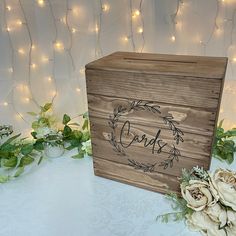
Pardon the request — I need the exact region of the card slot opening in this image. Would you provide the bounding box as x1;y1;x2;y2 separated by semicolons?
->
123;57;197;64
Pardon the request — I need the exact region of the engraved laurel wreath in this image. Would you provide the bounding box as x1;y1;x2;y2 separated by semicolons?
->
108;100;184;172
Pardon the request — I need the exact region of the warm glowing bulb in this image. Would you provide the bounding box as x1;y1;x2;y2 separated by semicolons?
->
31;44;35;50
60;16;66;24
233;58;236;62
71;28;77;33
16;20;23;26
171;35;176;42
38;0;45;7
6;5;11;11
25;97;30;102
47;76;52;82
72;7;79;15
18;48;25;55
138;27;143;33
6;27;11;32
79;68;85;74
31;63;37;69
3;102;8;106
135;10;140;16
76;87;81;92
102;4;109;12
123;36;129;42
51;91;56;96
41;56;49;63
95;25;99;33
54;41;64;51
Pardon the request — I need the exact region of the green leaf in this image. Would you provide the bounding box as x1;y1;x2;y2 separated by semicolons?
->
3;156;18;168
32;121;39;129
14;167;25;178
63;125;72;136
19;156;34;167
83;111;88;119
42;103;52;112
226;153;234;164
27;112;37;116
71;150;85;159
0;175;10;183
82;119;89;130
218;119;224;128
21;144;34;155
63;114;71;125
33;141;44;151
31;131;37;139
81;131;90;142
37;155;44;165
73;130;83;139
0;134;21;148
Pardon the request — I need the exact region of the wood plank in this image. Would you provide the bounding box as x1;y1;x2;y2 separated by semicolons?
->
87;94;216;136
86;69;222;109
93;157;181;194
91;138;210;177
86;52;228;79
89;116;212;160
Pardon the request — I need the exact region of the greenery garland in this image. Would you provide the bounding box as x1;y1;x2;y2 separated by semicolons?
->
213;120;236;164
0;102;91;183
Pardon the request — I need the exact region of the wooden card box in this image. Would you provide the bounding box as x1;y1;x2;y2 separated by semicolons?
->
85;52;227;194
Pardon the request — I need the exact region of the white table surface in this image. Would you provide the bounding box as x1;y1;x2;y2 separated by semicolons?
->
0;151;235;236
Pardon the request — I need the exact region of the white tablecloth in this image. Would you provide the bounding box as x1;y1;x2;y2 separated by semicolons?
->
0;151;235;236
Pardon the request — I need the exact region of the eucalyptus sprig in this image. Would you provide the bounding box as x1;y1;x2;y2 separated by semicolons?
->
156;193;193;223
213;120;236;164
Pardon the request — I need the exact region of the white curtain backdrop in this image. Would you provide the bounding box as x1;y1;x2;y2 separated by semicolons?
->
0;0;235;136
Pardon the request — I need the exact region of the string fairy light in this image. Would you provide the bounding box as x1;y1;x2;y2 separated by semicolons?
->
129;0;136;51
18;0;40;108
65;0;76;70
138;0;145;52
170;0;183;42
200;0;220;55
47;0;59;103
1;0;30;124
95;0;104;57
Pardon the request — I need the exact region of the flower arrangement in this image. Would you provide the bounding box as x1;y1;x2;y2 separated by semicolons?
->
157;166;236;236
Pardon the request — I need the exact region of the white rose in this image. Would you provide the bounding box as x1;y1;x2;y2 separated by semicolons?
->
227;210;236;227
181;180;215;211
209;169;236;211
226;224;236;236
186;211;227;236
204;203;227;228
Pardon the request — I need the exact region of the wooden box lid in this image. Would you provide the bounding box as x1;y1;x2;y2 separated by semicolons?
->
86;51;228;79
86;52;227;194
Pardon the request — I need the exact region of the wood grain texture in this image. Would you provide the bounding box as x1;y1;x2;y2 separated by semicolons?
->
91;138;210;177
86;51;228;79
87;94;216;136
93;157;181;194
85;52;227;194
86;69;222;109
